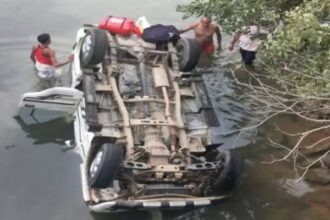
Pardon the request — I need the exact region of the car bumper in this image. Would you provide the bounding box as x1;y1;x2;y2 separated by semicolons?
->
81;164;229;213
88;196;228;213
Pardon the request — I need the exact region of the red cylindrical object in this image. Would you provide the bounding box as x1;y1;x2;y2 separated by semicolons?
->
98;16;141;37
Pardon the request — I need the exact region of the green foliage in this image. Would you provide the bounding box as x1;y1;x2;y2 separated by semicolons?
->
177;0;330;97
262;0;330;97
177;0;303;32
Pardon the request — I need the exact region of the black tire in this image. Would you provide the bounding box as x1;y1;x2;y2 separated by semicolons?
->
214;151;243;193
80;28;107;66
176;38;201;72
89;143;123;188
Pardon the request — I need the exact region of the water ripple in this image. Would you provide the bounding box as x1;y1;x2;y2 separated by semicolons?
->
0;38;74;53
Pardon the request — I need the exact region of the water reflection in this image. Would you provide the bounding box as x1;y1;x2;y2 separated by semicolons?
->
14;116;73;145
32;73;66;91
91;210;151;220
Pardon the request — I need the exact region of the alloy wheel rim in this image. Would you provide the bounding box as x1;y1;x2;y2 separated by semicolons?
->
82;35;92;60
90;151;103;178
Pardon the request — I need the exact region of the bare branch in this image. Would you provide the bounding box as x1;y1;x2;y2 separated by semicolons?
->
296;150;330;181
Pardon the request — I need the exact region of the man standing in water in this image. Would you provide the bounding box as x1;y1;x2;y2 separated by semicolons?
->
30;33;73;79
179;17;222;55
229;25;261;67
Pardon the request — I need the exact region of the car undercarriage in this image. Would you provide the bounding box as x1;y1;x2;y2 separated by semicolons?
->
17;24;243;213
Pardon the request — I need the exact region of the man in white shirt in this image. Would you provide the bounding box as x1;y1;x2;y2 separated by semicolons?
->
229;26;261;66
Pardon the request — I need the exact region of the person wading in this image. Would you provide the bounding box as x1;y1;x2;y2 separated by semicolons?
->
229;25;261;67
30;33;73;79
179;17;222;55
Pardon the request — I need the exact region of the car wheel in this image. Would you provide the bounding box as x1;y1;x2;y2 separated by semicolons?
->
80;28;107;66
89;143;123;188
213;150;243;193
176;38;201;72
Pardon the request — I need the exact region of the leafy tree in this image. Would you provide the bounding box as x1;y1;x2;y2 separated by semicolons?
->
177;0;303;32
262;0;330;97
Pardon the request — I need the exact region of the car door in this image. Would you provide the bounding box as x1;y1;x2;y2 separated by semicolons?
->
17;87;83;125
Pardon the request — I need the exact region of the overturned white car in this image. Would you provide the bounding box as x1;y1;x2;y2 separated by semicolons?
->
18;22;242;212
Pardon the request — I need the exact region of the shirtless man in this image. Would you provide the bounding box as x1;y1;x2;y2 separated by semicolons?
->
179;17;222;55
30;33;73;79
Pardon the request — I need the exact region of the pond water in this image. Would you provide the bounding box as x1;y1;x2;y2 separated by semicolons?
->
0;0;323;219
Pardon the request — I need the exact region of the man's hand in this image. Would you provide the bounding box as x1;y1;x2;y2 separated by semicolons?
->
30;45;37;64
68;54;74;62
229;32;240;51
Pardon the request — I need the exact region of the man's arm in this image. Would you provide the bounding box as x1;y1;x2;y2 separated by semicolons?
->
49;49;73;68
215;26;222;50
30;45;36;63
229;31;241;51
178;24;196;34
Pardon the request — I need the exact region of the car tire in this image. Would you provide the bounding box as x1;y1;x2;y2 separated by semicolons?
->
176;38;201;72
80;28;107;66
89;143;123;188
214;150;243;193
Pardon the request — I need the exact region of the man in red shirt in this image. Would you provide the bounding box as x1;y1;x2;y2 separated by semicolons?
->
179;17;222;55
30;33;73;79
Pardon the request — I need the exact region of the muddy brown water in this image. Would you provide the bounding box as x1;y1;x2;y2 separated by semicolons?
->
0;0;326;219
